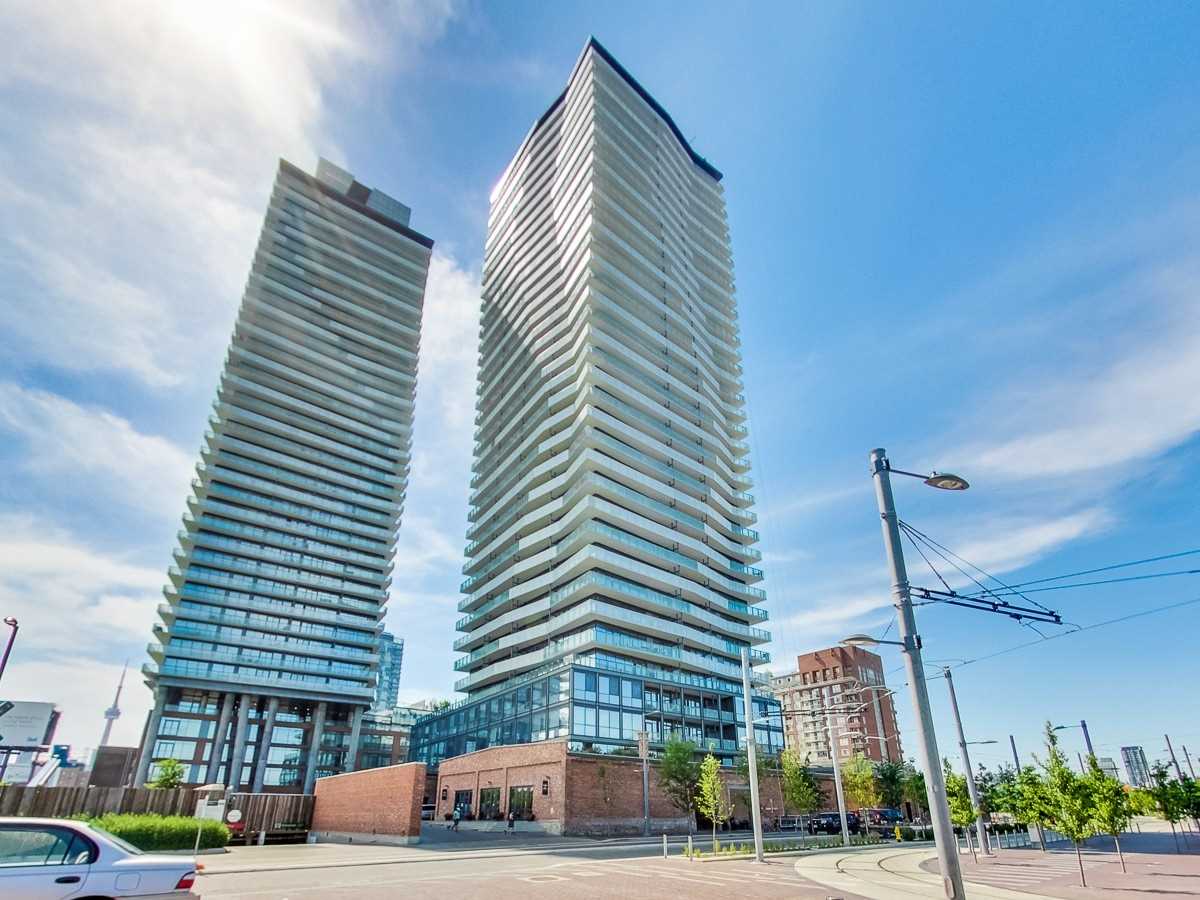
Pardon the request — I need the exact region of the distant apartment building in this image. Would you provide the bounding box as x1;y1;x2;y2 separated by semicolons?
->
1122;745;1151;787
373;632;405;710
408;38;781;768
771;646;901;764
137;158;433;793
1097;756;1120;781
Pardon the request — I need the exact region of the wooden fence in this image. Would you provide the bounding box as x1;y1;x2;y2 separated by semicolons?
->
0;785;196;818
226;793;314;839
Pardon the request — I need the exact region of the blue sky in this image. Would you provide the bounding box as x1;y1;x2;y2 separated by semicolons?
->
1;2;1198;776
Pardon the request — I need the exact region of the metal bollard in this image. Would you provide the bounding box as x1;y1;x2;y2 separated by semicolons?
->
663;833;668;858
687;834;693;858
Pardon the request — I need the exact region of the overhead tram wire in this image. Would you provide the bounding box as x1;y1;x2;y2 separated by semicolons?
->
956;548;1200;597
950;567;1200;597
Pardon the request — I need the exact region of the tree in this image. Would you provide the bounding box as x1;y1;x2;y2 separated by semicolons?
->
735;750;781;824
1013;765;1055;852
841;752;880;810
902;760;929;820
149;758;186;790
1085;759;1132;873
1148;765;1188;853
658;738;700;829
781;750;824;816
1040;723;1095;887
984;764;1020;818
694;753;732;852
944;760;979;862
875;759;907;810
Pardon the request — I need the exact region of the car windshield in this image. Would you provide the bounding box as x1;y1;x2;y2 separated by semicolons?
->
85;823;143;855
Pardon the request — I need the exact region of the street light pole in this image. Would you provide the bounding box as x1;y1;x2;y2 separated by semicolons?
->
638;730;650;837
0;617;18;684
1182;745;1197;780
1079;721;1094;759
1165;734;1185;782
827;706;851;848
870;448;965;900
740;648;765;863
944;668;990;855
1009;735;1021;770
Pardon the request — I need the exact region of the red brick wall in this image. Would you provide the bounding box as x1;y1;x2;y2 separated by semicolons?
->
436;741;567;825
311;762;425;840
565;754;693;834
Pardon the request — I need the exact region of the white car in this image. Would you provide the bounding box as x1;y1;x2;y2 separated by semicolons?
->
0;817;199;899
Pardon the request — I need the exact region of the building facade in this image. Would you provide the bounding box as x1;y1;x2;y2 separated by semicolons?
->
136;158;433;792
373;632;405;710
410;38;781;769
771;646;901;764
1121;745;1151;787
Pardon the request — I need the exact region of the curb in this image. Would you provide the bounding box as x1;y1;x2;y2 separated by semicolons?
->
682;839;936;863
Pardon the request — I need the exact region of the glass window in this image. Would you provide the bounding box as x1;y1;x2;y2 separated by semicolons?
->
573;671;597;702
547;672;569;703
508;785;534;819
273;726;305;746
573;704;596;737
621;679;643;709
516;687;530;715
548;704;569;738
531;710;548;742
479;787;501;820
598;708;620;739
622;712;643;740
598;675;620;706
0;826;93;866
644;687;660;710
531;679;545;708
453;789;473;815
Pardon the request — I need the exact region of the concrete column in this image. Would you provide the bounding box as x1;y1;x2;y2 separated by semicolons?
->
251;697;280;792
204;692;236;784
133;688;167;787
302;701;328;794
344;706;364;774
226;693;254;791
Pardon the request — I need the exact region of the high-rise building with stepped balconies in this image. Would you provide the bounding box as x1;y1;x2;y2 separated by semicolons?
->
409;38;781;768
137;158;432;793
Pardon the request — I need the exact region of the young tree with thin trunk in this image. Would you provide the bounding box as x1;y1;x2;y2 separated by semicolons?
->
148;758;185;790
841;752;880;811
1040;723;1096;887
780;750;824;818
1149;765;1187;853
695;753;732;852
1014;765;1055;852
658;738;700;831
902;760;929;822
944;760;978;863
1085;759;1132;873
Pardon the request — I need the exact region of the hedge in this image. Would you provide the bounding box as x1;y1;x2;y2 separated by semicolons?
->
87;814;231;851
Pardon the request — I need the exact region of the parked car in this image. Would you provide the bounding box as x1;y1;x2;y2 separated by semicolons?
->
860;807;905;826
0;817;198;898
809;811;860;835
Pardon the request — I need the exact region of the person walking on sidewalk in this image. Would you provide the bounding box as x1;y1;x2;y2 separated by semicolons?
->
452;806;461;831
506;810;516;836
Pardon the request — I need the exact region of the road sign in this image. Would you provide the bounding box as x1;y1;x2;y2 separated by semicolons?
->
0;701;56;749
226;809;243;823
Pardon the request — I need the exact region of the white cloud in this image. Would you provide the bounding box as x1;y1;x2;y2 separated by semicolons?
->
0;382;193;520
0;0;459;387
946;509;1112;580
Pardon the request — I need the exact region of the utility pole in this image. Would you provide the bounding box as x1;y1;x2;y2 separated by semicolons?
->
1009;735;1021;770
638;730;650;837
1079;720;1094;759
1182;745;1197;780
740;648;765;863
0;617;18;684
1165;734;1185;781
871;449;965;900
944;668;989;855
827;705;851;847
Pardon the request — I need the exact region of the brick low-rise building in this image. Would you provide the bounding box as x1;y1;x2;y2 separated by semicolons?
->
772;646;901;765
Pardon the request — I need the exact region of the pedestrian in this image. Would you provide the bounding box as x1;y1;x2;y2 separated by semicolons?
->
506;809;516;836
452;806;461;832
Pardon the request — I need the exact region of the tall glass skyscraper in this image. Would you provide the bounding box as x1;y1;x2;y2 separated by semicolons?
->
410;39;781;767
137;159;433;792
373;632;405;710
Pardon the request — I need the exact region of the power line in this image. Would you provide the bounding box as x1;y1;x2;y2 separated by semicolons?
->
960;567;1200;597
961;548;1200;596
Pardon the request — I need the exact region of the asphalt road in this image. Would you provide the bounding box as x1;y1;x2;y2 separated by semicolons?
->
196;841;870;900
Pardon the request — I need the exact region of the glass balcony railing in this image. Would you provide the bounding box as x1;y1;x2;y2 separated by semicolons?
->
184;530;384;582
185;514;387;569
185;548;385;599
171;584;380;631
174;566;379;613
196;499;390;552
160;601;378;647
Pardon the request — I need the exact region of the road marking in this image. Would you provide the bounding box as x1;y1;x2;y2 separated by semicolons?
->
518;874;567;883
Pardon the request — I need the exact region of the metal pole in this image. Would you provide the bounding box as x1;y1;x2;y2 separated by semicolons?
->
871;448;965;900
1165;735;1185;781
740;648;765;863
1009;735;1021;770
827;706;850;847
1182;745;1197;780
1080;721;1094;759
944;668;989;855
639;730;650;837
0;618;19;683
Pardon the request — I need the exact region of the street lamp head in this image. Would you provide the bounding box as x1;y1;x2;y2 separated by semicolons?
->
924;472;970;491
2;617;15;627
841;633;879;648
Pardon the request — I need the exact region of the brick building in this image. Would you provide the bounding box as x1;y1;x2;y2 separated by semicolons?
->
430;739;837;836
771;646;901;765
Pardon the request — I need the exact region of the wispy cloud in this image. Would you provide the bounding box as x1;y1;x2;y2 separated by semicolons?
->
0;0;459;387
0;382;193;521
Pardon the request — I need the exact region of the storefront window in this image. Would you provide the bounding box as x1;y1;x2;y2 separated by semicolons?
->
479;787;501;820
508;785;533;820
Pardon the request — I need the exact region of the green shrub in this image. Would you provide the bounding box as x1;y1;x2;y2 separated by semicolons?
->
88;814;230;851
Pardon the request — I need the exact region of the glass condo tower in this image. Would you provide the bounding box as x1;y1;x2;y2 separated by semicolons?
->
410;39;781;767
137;159;433;792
